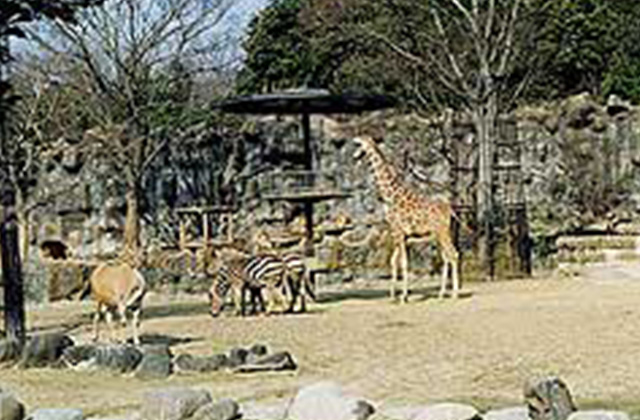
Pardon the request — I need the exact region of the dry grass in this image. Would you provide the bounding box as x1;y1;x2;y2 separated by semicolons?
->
4;264;640;417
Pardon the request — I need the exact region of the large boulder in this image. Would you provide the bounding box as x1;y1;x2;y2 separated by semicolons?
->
25;408;83;420
172;354;228;373
61;345;143;373
0;392;25;420
524;377;576;420
234;351;296;373
225;348;248;368
484;407;529;420
568;412;630;420
241;401;288;420
133;345;172;380
18;333;74;368
286;382;375;420
139;388;211;420
412;403;480;420
189;400;240;420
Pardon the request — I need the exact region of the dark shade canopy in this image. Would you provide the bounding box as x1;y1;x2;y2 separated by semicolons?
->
215;88;396;115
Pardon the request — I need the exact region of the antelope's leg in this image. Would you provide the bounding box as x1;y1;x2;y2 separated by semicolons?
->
105;309;116;343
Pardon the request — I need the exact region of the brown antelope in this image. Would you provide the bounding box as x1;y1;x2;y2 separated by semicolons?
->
88;262;146;345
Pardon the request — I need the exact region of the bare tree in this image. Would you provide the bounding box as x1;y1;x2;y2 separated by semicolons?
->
28;0;236;262
353;0;543;277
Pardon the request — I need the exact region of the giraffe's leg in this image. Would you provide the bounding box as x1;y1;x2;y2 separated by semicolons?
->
451;250;460;299
438;256;449;299
390;246;400;301
400;241;409;304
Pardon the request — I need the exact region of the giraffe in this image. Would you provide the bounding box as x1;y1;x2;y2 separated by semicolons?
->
353;135;460;302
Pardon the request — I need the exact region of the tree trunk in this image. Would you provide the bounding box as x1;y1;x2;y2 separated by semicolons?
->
1;185;26;344
121;187;140;266
473;91;498;281
15;189;29;262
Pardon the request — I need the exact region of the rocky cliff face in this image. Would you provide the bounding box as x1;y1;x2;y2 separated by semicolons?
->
16;93;640;299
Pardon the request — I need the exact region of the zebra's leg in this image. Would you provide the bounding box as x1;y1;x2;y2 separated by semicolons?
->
240;284;247;317
283;275;296;313
256;286;266;313
118;303;129;344
131;306;141;346
92;303;103;342
232;284;245;316
263;283;279;315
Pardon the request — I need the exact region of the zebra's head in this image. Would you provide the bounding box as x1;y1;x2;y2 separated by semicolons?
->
208;267;232;317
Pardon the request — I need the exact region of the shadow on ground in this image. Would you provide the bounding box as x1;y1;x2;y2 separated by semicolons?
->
317;286;473;304
126;332;202;346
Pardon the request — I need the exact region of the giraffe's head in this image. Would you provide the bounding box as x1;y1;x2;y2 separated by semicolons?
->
353;135;382;160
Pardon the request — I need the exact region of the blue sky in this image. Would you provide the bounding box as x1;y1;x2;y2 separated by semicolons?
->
226;0;271;33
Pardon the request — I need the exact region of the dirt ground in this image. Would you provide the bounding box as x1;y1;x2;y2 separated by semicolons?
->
4;263;640;418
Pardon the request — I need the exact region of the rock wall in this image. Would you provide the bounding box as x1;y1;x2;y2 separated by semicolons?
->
12;93;640;299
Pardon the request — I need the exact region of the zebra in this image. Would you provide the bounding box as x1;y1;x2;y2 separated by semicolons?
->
208;252;315;317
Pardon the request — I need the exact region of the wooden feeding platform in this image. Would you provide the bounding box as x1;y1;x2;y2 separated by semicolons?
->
215;88;396;255
175;205;237;251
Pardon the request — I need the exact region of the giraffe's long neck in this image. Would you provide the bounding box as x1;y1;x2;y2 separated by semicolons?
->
363;144;406;204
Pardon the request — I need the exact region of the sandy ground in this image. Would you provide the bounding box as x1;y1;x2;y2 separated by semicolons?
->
3;263;640;417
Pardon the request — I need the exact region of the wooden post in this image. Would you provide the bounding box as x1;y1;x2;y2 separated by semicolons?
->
302;111;314;256
202;211;209;246
179;217;187;251
226;212;234;243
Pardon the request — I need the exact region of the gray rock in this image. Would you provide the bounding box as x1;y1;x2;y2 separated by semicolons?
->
172;354;227;373
138;344;171;357
524;377;576;420
226;348;248;368
0;392;25;420
19;333;74;368
484;407;529;420
412;403;480;420
0;340;21;365
241;401;288;420
189;400;239;420
61;345;143;373
379;405;424;420
248;344;268;357
140;388;211;420
234;351;296;373
25;408;83;420
287;382;375;420
567;411;630;420
133;352;172;379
